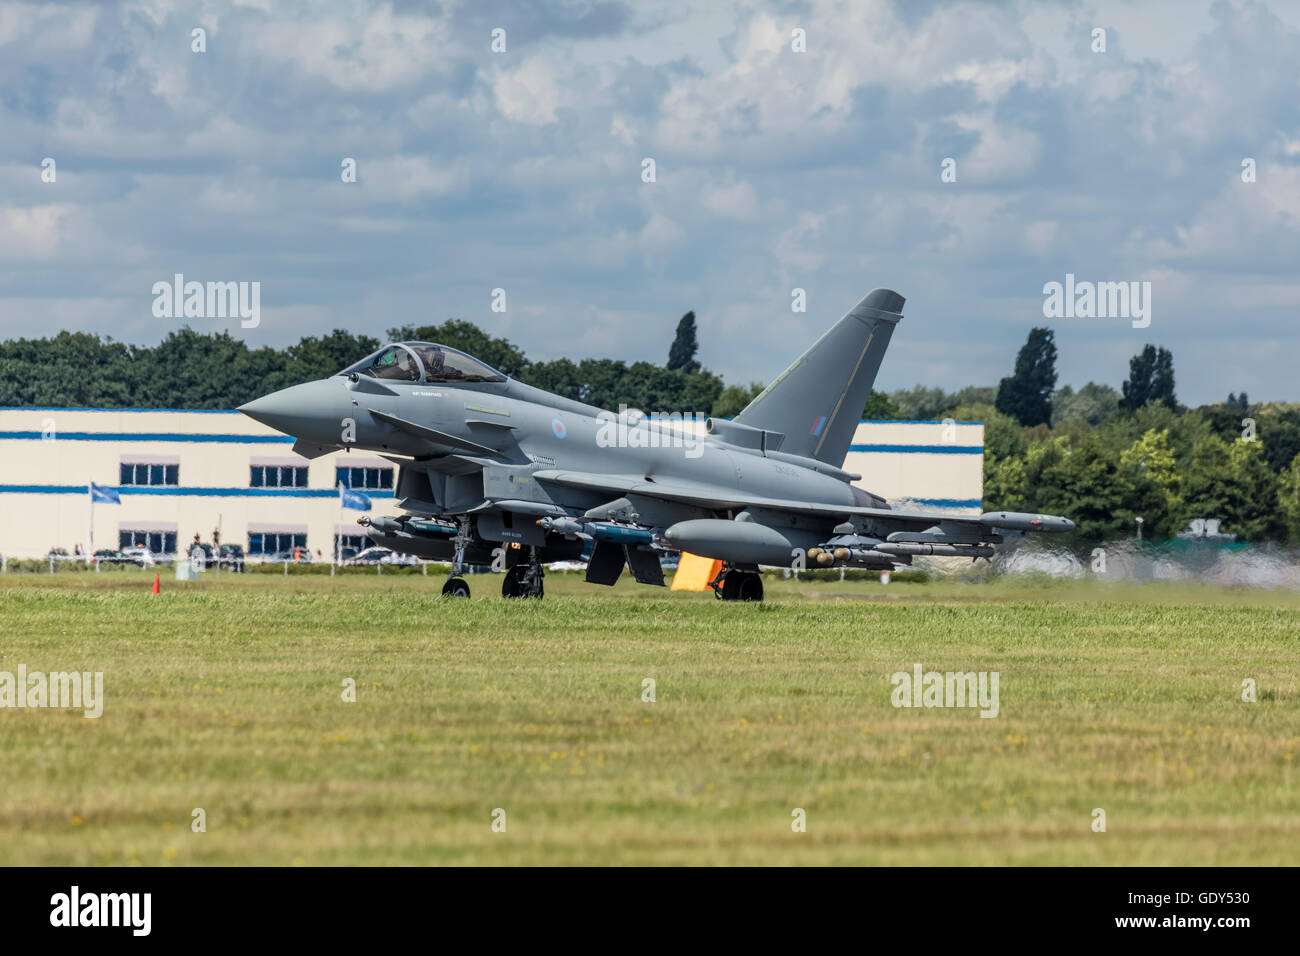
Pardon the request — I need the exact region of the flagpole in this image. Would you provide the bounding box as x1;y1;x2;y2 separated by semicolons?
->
334;482;342;578
86;484;93;565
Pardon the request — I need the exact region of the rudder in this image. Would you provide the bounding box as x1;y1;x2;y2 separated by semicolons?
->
734;288;904;466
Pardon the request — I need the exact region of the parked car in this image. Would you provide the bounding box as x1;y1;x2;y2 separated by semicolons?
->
188;543;246;572
92;548;124;564
119;546;158;567
265;549;314;564
348;546;417;566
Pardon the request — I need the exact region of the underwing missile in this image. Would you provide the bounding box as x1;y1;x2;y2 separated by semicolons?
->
875;542;995;558
538;517;653;544
358;515;402;534
980;512;1074;533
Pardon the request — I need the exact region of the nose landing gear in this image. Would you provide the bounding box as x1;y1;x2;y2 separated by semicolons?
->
441;577;471;597
442;517;472;598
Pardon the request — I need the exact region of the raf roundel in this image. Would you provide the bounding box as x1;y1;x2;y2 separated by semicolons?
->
551;418;567;439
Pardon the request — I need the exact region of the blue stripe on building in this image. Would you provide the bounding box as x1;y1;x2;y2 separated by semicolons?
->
0;431;294;443
859;419;984;425
848;444;983;454
1;407;243;414
0;485;393;499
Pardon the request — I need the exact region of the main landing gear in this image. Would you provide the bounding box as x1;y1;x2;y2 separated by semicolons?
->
442;516;472;598
708;564;764;602
502;546;544;599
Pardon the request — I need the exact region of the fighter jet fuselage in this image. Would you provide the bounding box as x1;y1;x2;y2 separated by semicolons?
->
239;289;1073;600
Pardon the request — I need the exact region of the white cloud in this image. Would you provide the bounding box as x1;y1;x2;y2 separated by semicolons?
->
701;179;760;221
0;205;71;259
492;58;566;125
246;4;449;93
360;156;462;201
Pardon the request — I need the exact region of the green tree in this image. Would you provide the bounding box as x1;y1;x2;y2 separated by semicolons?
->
712;381;765;419
1121;344;1177;411
862;390;903;420
1118;429;1181;536
888;385;952;420
0;332;140;407
1052;381;1120;427
945;402;1025;509
1179;436;1276;540
1034;434;1164;540
666;311;700;372
995;327;1057;427
523;358;584;401
1277;451;1300;542
138;329;266;409
949;385;997;408
280;330;381;385
1259;409;1300;473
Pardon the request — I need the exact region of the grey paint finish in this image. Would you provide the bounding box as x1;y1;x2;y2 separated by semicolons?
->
238;289;1074;581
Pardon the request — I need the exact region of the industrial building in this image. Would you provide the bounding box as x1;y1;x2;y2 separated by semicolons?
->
0;406;983;560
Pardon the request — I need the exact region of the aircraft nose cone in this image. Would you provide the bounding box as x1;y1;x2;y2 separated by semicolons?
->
236;393;283;428
238;379;344;440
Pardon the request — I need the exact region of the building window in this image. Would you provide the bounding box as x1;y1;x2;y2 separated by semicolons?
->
120;462;179;486
336;466;393;490
251;465;309;488
248;532;307;556
119;530;177;554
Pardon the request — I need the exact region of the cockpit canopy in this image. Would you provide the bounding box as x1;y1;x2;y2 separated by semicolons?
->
339;343;507;385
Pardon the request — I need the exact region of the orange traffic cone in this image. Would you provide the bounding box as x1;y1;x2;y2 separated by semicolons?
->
151;573;160;595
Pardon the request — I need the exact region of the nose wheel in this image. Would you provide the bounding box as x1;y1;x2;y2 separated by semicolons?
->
442;517;472;597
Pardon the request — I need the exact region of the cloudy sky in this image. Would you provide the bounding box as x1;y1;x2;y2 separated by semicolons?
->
3;0;1299;406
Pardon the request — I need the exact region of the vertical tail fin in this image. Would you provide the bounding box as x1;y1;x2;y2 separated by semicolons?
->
734;288;903;466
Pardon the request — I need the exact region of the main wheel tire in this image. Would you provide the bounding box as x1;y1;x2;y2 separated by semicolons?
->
719;570;741;601
502;565;544;598
736;572;764;602
502;566;523;598
442;577;471;597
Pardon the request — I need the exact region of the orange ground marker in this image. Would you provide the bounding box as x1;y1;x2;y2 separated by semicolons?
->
669;552;723;591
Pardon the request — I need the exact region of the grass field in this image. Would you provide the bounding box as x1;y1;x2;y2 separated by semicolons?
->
1;569;1297;865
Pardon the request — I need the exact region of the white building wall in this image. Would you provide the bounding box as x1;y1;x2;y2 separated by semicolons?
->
845;420;985;515
0;408;404;559
0;408;985;558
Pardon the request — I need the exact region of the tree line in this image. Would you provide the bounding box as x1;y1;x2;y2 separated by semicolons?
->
867;327;1300;544
0;312;752;418
3;317;1296;543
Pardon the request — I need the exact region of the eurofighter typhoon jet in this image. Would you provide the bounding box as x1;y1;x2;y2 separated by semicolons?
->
238;289;1073;600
